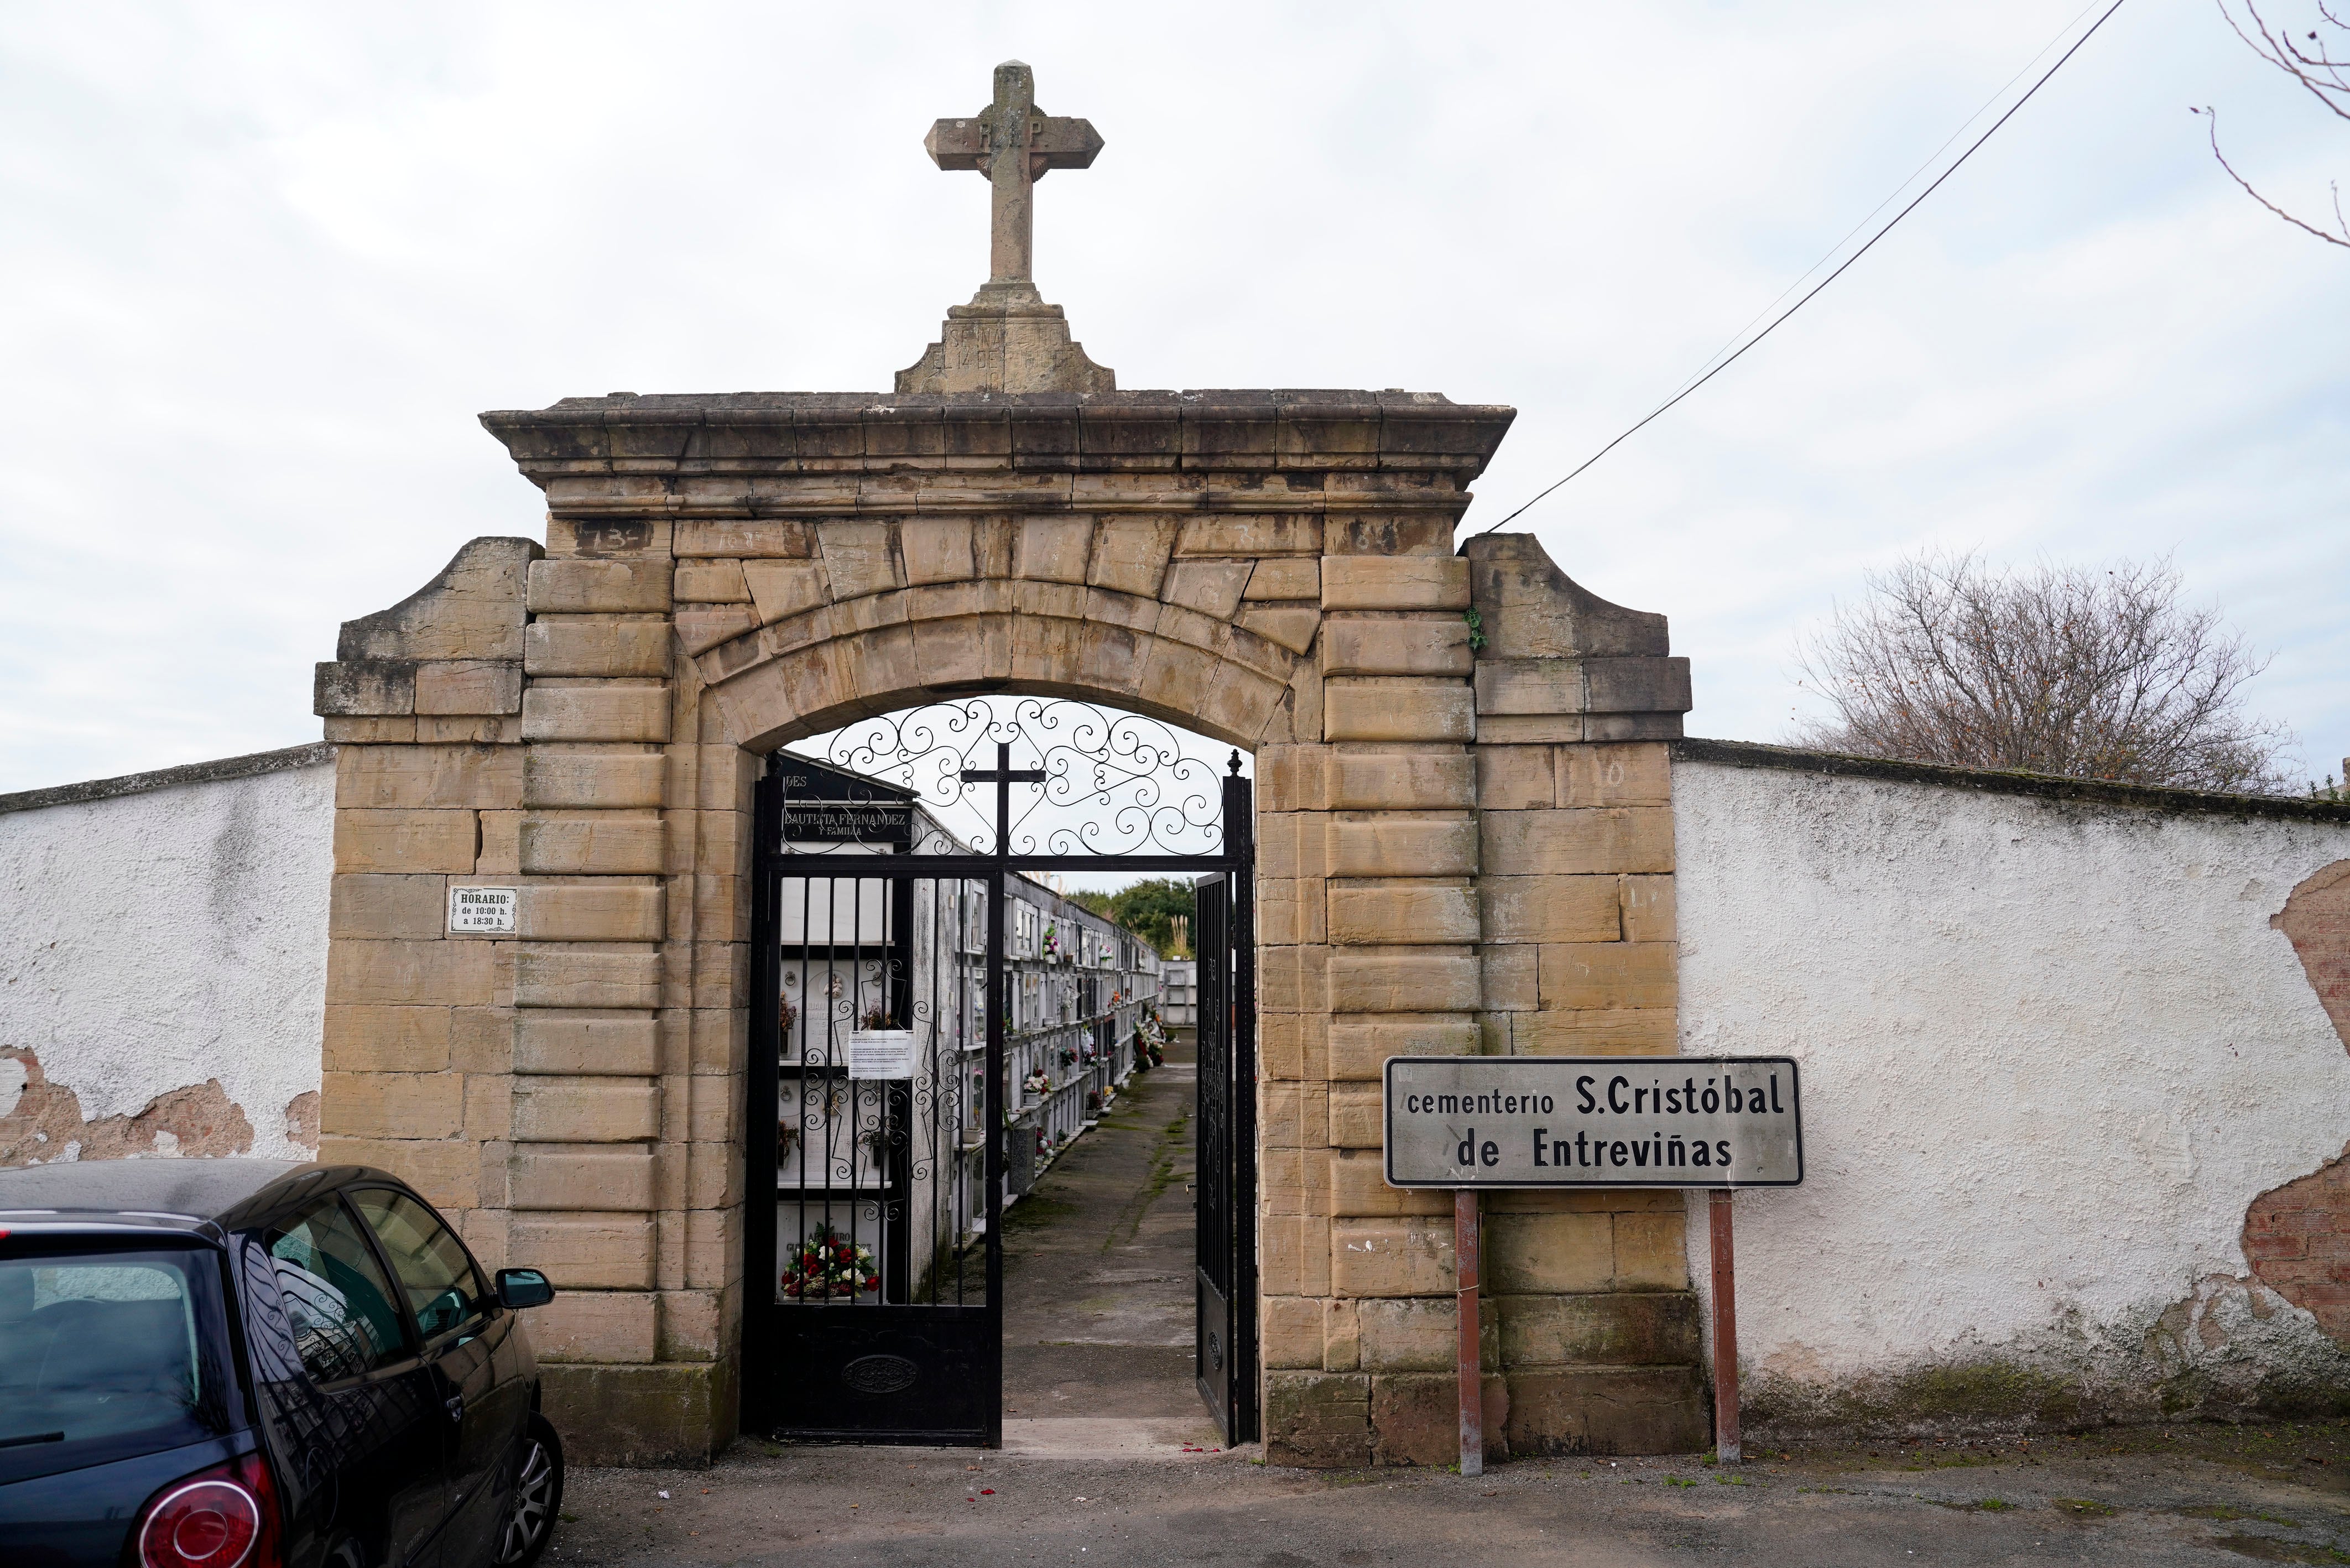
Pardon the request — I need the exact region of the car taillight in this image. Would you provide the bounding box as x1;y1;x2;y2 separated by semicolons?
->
134;1450;281;1568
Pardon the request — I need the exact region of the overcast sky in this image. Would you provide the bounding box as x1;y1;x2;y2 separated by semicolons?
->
2;0;2343;795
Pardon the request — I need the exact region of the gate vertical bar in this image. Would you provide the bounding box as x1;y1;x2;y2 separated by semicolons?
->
1223;758;1259;1444
743;762;783;1432
984;866;1007;1449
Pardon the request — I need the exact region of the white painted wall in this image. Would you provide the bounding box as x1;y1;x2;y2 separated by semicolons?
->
1674;756;2350;1428
0;754;334;1161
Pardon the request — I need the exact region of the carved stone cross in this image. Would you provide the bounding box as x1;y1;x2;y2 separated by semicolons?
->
924;61;1103;288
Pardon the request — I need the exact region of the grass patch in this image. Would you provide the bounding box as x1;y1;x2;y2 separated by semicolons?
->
2055;1497;2119;1517
1663;1475;1697;1488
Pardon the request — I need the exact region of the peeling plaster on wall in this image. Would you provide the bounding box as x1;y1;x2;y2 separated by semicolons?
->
1673;760;2350;1435
0;758;332;1165
2241;861;2350;1342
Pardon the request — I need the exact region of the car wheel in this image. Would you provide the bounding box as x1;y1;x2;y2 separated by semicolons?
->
494;1414;565;1568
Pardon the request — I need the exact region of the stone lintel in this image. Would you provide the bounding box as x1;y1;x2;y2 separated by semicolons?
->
478;392;1516;493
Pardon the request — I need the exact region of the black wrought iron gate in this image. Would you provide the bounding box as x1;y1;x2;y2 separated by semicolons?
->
1192;856;1259;1446
742;699;1257;1448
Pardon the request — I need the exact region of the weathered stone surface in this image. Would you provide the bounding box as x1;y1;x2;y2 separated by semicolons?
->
517;1015;661;1076
530;1289;659;1364
1326;815;1478;878
1488;1212;1613;1295
1323;679;1475;743
1464;533;1668;660
513;1077;659;1142
1560;741;1671;806
520;812;665;876
1264;1372;1372;1468
1326;1014;1477;1079
1369;1373;1510;1466
1325;881;1478;945
509;1212;658;1289
1538;942;1677;1012
520;686;671;743
1480;876;1623;944
523;748;667;809
315;659;416;717
325;939;497;1008
1246;558;1320;600
741;560;830;625
1321;557;1470;611
510;1145;656;1210
1322;614;1472;677
534;1362;736;1467
338;744;523;810
525;618;671;679
415;660;524;717
337;538;538;664
1481;808;1673;876
1500;1367;1707;1456
1497;1291;1701;1367
528;559;672;615
1327;948;1480;1013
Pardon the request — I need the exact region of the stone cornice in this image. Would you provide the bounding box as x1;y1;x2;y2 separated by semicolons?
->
479;390;1515;499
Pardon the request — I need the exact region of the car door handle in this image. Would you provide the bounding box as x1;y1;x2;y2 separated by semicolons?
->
444;1394;466;1424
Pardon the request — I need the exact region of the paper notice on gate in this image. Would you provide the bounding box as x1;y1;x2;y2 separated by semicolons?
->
846;1029;917;1080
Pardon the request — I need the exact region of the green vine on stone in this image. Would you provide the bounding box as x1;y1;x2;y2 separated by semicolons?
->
1463;606;1487;654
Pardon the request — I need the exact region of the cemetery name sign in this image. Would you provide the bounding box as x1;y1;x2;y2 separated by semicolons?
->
1383;1056;1803;1189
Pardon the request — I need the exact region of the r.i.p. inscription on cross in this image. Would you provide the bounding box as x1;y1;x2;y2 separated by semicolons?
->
896;61;1117;395
925;60;1102;287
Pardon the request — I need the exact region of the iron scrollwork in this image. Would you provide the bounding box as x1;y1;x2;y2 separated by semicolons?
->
804;696;1230;857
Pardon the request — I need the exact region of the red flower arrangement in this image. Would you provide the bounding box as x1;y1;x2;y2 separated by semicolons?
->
781;1220;879;1300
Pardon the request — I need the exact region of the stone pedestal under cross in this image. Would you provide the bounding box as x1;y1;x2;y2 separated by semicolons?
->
897;60;1117;395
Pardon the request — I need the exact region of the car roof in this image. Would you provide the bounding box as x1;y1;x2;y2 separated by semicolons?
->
0;1158;378;1227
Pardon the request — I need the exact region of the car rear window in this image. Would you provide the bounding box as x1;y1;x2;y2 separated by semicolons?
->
0;1240;236;1484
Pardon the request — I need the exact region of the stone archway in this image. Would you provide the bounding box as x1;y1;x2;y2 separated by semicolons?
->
314;389;1702;1466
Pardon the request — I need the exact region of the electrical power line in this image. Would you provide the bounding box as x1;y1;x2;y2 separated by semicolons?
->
1475;0;2131;538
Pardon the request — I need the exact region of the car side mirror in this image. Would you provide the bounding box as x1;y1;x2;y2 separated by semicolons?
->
496;1268;555;1309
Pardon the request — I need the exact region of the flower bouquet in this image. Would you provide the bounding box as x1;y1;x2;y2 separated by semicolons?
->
781;1221;879;1301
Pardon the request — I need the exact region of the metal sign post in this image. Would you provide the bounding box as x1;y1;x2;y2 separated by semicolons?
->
1455;1189;1482;1477
1709;1189;1740;1463
1381;1054;1801;1470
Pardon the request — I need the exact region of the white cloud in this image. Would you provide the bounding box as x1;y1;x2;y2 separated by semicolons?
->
1;0;2342;790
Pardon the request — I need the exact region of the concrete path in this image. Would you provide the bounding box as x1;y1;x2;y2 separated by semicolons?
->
998;1039;1223;1456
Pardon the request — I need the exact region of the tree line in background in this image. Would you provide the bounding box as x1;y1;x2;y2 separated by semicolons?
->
1069;878;1196;958
1790;551;2336;798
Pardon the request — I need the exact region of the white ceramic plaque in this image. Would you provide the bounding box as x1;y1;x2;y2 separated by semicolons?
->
447;886;517;935
1384;1056;1802;1189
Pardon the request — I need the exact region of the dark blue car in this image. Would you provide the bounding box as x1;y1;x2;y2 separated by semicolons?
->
0;1159;563;1568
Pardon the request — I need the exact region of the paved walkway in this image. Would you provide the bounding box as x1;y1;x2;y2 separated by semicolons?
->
998;1038;1222;1456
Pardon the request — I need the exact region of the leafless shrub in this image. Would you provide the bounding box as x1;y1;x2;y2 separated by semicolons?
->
1793;552;2295;794
2195;1;2349;247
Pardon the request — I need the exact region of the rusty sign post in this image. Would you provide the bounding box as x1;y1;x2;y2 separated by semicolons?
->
1709;1189;1741;1463
1455;1188;1482;1476
1382;1055;1801;1470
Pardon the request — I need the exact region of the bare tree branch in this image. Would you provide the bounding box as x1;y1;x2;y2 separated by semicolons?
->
2201;107;2350;244
1791;552;2297;794
2208;1;2350;244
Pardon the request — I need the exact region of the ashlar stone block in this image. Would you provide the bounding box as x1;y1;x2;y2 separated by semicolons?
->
1323;678;1474;742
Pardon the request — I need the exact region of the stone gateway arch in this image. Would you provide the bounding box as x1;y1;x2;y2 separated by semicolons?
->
311;65;1698;1467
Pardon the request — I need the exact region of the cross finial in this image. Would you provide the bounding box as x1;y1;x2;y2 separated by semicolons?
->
924;61;1104;289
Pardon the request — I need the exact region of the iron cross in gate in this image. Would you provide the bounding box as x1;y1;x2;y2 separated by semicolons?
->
924;61;1103;287
961;742;1046;858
